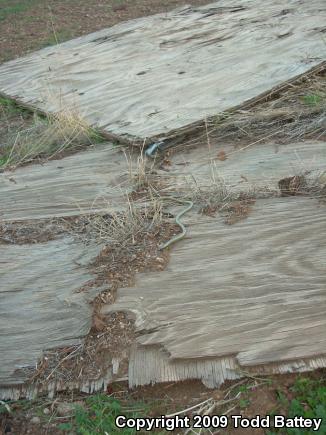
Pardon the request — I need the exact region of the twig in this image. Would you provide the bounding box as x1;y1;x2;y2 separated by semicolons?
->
45;345;83;381
166;398;212;418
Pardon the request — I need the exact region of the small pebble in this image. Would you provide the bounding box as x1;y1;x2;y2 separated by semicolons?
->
30;416;41;424
56;402;74;416
56;401;84;416
43;407;50;415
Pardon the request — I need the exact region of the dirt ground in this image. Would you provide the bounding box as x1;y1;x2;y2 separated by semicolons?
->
0;0;211;64
1;370;325;434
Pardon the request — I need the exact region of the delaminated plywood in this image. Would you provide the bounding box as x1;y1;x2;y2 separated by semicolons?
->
0;144;130;221
1;140;324;222
103;197;326;367
129;345;326;388
0;238;102;385
0;0;324;143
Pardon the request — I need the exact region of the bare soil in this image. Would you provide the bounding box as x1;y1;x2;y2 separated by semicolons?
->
0;218;67;244
0;0;211;64
27;219;179;390
0;215;107;245
2;370;326;434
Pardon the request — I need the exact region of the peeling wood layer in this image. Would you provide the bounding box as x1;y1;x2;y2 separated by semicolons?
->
129;346;326;388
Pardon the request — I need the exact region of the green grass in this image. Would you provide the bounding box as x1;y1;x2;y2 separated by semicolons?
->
270;376;326;435
302;93;324;106
39;29;76;48
1;376;325;434
58;394;147;434
0;156;9;166
0;0;39;21
0;96;27;115
0;395;167;434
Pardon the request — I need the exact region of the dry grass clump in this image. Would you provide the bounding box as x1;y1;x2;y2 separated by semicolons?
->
189;170;326;223
299;170;326;199
172;68;326;153
124;147;167;200
0;105;102;168
189;173;278;222
126;148;151;190
85;196;164;248
209;73;326;143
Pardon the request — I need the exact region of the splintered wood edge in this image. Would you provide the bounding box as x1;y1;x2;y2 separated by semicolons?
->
1;349;326;400
127;345;326;389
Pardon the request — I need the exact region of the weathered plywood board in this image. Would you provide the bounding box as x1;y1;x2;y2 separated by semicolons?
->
0;144;130;221
163;140;326;191
1;140;324;222
104;198;326;368
0;0;324;142
0;238;102;385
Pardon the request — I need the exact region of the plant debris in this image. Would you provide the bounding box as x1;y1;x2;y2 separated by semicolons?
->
221;198;256;225
170;67;326;155
26;211;179;390
278;175;306;196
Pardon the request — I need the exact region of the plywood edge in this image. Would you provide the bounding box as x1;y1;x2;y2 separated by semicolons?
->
2;348;325;400
128;345;326;389
149;60;326;148
1;62;324;149
0;90;136;147
0;372;113;401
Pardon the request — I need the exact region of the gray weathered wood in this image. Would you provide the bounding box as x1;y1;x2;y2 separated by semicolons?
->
0;144;130;221
163;140;326;192
129;345;326;388
0;0;324;142
104;197;326;367
0;239;102;385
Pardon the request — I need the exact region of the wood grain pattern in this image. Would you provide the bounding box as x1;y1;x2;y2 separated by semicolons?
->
0;238;102;385
0;0;324;142
104;197;326;366
161;140;326;192
0;144;130;221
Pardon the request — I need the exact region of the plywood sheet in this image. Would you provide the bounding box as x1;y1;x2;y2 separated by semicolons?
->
1;140;324;222
0;144;130;221
163;139;326;191
0;0;324;142
103;197;326;367
0;238;102;385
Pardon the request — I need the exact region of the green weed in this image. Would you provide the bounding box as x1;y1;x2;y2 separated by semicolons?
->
0;96;27;115
58;394;146;435
238;398;250;409
40;29;75;48
272;376;326;435
302;94;324;106
276;390;289;408
0;0;38;21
